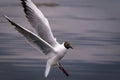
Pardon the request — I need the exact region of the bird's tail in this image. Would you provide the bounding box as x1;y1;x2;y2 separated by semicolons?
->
45;61;51;78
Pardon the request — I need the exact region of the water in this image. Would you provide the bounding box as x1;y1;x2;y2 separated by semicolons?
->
0;0;120;80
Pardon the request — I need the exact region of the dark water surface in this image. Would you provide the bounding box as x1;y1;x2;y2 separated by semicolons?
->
0;0;120;80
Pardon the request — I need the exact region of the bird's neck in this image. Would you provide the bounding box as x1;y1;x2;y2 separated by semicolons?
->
62;42;67;49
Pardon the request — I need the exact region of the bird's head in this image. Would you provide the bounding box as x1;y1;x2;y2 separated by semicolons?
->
64;41;73;49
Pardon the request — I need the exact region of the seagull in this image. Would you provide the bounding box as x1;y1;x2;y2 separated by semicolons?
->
4;0;73;78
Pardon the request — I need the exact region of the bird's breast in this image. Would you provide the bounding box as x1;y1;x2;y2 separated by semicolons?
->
54;45;67;60
48;45;67;66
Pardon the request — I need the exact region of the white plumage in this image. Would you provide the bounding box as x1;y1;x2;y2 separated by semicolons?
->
4;0;73;78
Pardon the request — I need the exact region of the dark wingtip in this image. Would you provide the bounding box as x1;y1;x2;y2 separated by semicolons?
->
3;15;12;23
21;0;28;15
3;15;21;30
3;15;9;20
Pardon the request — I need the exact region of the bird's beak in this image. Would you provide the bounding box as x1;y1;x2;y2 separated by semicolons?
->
70;46;73;49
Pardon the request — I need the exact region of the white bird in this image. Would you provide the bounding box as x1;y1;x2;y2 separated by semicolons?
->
4;0;73;78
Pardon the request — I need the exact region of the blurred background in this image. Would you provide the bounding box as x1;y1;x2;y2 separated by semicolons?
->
0;0;120;80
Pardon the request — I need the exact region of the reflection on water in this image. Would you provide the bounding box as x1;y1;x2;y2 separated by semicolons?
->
0;0;120;80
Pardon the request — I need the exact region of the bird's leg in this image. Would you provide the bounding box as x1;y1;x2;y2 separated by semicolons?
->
57;62;69;76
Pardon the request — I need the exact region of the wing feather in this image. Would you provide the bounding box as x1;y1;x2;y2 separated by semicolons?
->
21;0;59;47
4;15;54;55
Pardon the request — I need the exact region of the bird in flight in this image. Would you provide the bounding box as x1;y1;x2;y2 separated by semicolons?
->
4;0;73;78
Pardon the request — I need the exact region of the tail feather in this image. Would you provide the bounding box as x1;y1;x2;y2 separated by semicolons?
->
45;62;51;78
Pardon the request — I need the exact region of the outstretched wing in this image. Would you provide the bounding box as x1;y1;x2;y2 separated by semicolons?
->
21;0;59;47
4;15;54;55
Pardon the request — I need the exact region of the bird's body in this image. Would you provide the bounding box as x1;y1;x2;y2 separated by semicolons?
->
49;43;67;65
4;0;73;78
